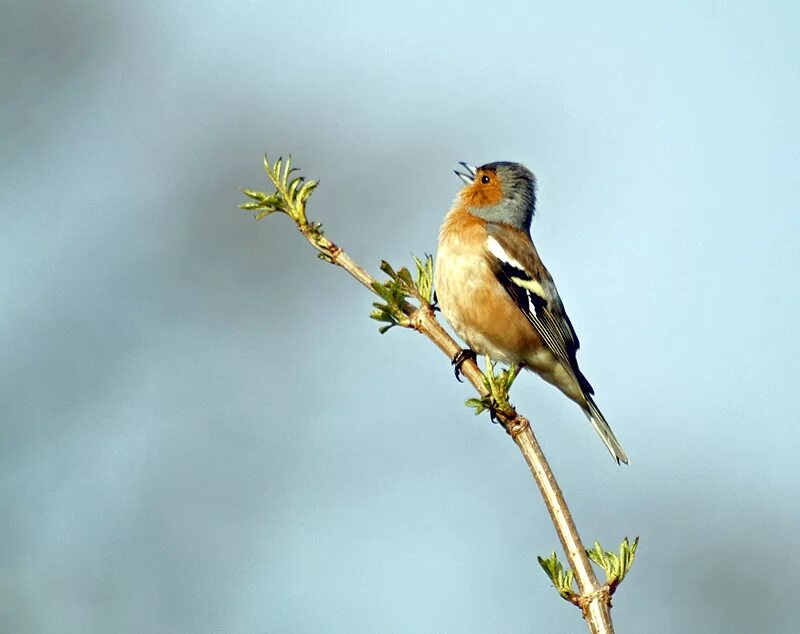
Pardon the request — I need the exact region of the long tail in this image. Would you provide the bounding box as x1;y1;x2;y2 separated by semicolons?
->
584;397;629;465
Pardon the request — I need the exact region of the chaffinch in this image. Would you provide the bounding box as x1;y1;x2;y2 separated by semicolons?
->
434;161;628;464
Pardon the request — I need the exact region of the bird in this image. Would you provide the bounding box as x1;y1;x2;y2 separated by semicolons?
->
434;161;628;464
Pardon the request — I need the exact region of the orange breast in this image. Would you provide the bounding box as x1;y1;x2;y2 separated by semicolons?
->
435;206;543;364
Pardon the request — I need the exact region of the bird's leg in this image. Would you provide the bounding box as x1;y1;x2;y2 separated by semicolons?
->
451;348;477;382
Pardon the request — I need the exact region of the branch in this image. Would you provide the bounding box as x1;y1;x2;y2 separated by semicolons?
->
240;155;636;634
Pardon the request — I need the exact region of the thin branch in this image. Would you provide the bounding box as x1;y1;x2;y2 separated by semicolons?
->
240;155;631;634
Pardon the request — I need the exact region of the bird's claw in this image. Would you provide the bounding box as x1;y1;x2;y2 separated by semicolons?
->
451;348;477;382
488;401;501;424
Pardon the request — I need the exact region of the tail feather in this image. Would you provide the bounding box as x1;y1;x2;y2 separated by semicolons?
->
584;397;628;465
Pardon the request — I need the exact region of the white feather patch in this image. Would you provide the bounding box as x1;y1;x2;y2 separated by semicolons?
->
486;236;523;270
510;275;547;300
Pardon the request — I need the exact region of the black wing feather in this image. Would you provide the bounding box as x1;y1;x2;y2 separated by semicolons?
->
491;257;594;395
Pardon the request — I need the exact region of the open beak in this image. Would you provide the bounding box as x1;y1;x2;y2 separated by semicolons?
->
454;162;477;185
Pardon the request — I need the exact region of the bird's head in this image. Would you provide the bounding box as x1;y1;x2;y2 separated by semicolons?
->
454;161;537;231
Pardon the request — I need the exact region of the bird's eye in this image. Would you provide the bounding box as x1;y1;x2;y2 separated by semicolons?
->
481;175;490;184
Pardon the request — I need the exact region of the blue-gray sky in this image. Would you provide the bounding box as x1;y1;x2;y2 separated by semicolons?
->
2;1;799;632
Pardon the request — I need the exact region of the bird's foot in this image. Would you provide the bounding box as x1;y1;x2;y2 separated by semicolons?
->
451;348;477;382
488;400;501;425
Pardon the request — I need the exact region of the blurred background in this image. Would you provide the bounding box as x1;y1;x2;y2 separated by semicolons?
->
2;1;799;632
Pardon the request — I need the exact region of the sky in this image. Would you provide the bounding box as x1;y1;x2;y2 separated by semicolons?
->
2;1;800;632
